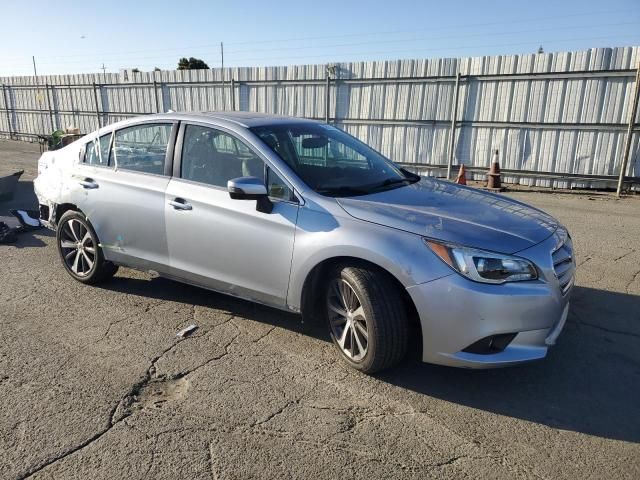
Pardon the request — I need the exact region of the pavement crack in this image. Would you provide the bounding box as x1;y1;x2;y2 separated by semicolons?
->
18;401;124;479
253;398;300;427
569;311;640;338
18;335;197;478
577;255;592;267
625;269;640;294
253;326;276;343
430;455;466;467
175;326;242;379
613;248;636;262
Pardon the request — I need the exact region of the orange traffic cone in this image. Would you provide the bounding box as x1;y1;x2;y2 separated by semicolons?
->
487;150;502;189
455;164;467;185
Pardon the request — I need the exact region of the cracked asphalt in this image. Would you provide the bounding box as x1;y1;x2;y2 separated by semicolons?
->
1;139;639;479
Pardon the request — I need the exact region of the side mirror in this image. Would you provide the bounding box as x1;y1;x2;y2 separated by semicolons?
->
227;176;272;213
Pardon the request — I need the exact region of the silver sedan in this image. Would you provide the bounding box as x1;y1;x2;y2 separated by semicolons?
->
34;112;575;373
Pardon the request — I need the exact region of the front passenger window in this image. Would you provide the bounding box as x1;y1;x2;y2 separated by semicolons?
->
181;125;265;187
267;167;293;201
181;125;295;202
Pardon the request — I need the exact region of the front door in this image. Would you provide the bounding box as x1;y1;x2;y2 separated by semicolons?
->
165;123;299;307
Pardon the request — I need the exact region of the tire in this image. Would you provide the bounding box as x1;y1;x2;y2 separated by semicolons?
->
56;210;118;284
325;264;408;373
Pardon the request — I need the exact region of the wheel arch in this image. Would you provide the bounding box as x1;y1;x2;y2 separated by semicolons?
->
299;256;422;356
54;203;82;227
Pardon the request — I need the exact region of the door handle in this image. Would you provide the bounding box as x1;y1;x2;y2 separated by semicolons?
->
168;198;193;210
78;178;99;189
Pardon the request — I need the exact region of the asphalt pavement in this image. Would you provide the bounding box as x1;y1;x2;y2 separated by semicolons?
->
1;139;639;479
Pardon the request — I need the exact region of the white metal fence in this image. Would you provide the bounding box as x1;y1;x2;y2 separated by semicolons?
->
1;46;639;189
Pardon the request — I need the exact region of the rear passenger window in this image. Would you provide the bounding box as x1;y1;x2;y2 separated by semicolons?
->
85;134;113;166
181;125;265;188
84;139;99;165
98;133;112;165
114;124;172;175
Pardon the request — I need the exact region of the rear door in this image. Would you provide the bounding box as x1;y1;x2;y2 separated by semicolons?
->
79;121;178;271
72;131;122;253
164;122;299;307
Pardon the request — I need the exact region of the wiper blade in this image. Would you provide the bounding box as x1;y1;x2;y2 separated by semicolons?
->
316;185;370;197
400;167;421;181
367;176;417;192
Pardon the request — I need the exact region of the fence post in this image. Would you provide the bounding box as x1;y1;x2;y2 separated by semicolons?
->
231;78;236;111
446;72;461;181
2;84;13;139
160;83;166;112
325;75;331;123
92;82;101;128
68;85;78;129
45;83;55;132
616;63;640;197
153;80;160;113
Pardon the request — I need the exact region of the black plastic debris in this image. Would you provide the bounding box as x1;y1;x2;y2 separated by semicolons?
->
0;170;23;202
0;222;17;244
10;209;42;231
0;210;43;244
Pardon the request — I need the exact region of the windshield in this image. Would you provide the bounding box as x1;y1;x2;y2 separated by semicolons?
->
250;123;418;196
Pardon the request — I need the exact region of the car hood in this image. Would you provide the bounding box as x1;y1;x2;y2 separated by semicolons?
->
336;178;558;254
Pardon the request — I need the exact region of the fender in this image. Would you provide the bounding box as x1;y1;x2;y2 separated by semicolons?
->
286;205;453;311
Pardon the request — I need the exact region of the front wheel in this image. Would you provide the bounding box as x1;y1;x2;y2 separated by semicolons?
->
56;210;118;284
325;265;408;373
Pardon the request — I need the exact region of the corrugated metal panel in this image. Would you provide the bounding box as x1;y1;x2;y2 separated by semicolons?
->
0;46;638;187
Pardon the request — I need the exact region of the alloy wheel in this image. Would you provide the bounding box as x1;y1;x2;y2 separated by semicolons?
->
59;218;96;277
327;278;369;361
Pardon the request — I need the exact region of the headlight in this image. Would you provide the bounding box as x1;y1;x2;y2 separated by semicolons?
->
425;239;537;284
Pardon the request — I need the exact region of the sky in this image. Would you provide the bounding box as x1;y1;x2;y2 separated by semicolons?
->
1;0;639;77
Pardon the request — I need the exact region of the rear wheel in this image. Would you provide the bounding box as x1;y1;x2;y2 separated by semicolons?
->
56;210;118;284
325;264;408;373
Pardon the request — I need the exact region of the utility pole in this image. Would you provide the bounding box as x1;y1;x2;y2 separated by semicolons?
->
101;63;106;75
32;55;46;135
616;62;640;197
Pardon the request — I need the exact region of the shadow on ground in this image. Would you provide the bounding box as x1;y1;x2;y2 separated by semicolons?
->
0;180;38;214
100;274;640;444
379;286;640;444
0;180;51;247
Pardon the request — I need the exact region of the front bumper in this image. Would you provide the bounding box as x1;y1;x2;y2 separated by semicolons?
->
406;234;573;368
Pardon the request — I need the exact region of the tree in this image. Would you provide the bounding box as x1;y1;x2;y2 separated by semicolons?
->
177;57;209;70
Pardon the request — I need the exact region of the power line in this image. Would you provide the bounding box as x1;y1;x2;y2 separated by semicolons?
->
4;37;633;76
224;22;639;55
7;21;638;68
1;7;636;62
214;36;640;64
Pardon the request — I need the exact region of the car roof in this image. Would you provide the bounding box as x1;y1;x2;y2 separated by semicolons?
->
90;111;321;141
152;111;320;128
